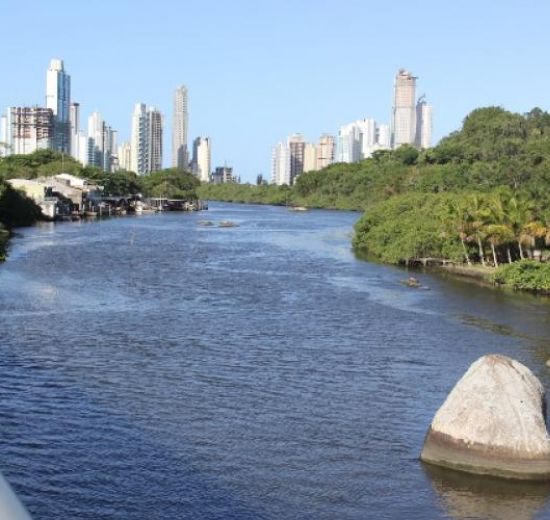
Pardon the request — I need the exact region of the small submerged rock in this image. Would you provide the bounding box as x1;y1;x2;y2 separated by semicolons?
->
401;276;421;288
218;221;238;228
421;354;550;480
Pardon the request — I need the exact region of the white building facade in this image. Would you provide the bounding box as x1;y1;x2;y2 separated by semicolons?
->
172;85;189;170
46;58;71;153
191;137;211;182
415;96;433;149
130;103;163;175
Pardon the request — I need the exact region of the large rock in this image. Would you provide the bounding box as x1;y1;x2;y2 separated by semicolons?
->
421;354;550;480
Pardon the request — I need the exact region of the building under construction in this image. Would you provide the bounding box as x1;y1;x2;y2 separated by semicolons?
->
8;106;54;155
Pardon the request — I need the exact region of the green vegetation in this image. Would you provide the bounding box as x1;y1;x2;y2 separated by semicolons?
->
202;106;550;292
0;149;199;199
493;261;550;293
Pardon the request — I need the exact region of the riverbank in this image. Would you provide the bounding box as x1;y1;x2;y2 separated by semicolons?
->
0;225;8;261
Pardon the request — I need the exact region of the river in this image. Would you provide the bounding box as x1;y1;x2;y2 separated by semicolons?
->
1;202;550;519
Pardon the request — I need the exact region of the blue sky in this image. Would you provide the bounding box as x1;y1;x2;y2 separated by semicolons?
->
2;1;549;182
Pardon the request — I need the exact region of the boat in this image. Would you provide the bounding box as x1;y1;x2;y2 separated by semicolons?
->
135;201;156;214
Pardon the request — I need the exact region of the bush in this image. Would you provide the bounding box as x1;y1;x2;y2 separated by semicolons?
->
492;260;550;292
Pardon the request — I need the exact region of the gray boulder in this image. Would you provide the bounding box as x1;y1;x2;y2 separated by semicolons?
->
421;354;550;480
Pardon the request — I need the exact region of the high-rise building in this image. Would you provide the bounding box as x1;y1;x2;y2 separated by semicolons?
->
172;85;189;170
377;124;391;149
117;142;132;171
271;142;290;185
303;143;317;173
130;103;163;175
357;118;377;158
6;107;54;155
191;137;211;182
86;112;117;172
337;122;362;163
391;69;417;149
338;119;391;163
288;133;305;184
415;96;433;149
46;58;71;153
69;102;80;159
212;166;235;184
316;134;335;169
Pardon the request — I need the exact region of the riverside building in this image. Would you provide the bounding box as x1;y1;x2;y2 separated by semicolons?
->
391;69;417;149
172;85;189;170
130;103;163;175
191;137;211;182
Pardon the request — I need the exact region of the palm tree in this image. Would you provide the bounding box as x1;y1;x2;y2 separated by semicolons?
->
506;194;534;260
466;194;490;266
484;224;515;266
521;221;547;259
446;198;473;265
486;190;515;264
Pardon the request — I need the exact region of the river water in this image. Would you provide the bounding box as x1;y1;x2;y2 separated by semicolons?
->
1;202;550;519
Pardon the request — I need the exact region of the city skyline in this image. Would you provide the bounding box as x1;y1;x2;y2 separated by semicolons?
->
1;1;550;182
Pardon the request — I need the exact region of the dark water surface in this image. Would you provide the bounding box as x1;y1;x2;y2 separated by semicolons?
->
1;202;550;519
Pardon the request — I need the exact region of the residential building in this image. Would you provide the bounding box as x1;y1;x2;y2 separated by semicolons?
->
69;102;80;159
191;137;211;182
377;124;391;149
338;119;391;163
337;122;362;163
46;58;71;153
86;112;117;172
271;142;290;185
288;133;305;184
5;107;54;155
415;96;433;149
118;142;132;171
316;134;335;169
211;166;235;184
303;142;317;172
172;85;189;170
130;103;163;175
391;68;417;149
357;118;377;158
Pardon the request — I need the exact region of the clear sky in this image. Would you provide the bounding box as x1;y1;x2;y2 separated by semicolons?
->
1;0;549;182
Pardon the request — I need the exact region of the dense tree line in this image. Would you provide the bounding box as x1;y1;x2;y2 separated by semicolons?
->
202;106;550;290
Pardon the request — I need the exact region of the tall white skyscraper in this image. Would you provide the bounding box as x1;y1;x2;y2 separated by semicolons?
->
391;69;417;149
192;137;211;182
86;112;117;172
415;96;433;149
271;142;290;185
357;118;377;158
172;85;189;170
337;122;362;163
130;103;163;175
46;58;71;153
69;102;80;159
